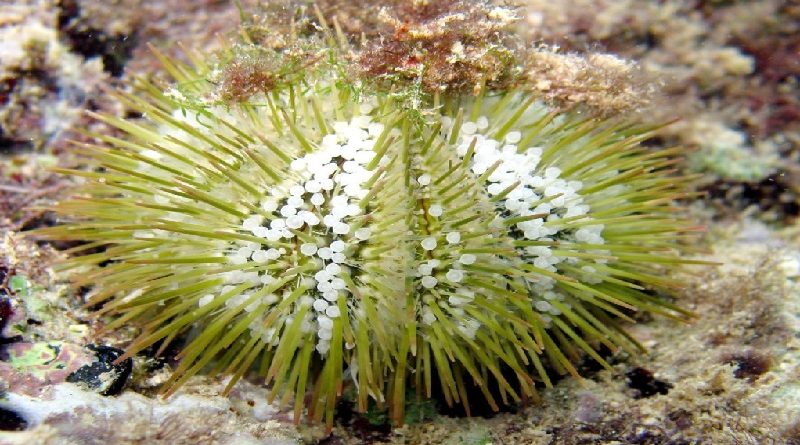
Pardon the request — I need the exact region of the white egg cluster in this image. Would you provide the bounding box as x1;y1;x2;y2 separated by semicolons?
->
415;247;470;289
443;114;607;319
216;103;390;354
413;179;484;337
412;163;493;338
414;235;482;338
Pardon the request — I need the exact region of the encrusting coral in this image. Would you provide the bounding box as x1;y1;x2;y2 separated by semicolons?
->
33;0;708;433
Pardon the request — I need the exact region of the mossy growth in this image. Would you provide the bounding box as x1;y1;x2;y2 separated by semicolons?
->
403;395;438;425
36;28;708;432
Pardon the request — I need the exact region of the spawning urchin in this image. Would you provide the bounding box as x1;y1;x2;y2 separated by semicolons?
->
40;48;703;429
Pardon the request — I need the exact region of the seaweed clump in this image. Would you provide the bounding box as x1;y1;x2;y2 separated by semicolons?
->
355;0;520;94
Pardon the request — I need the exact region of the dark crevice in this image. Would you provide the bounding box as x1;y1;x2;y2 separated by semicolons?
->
65;344;133;396
330;399;392;444
0;125;34;155
0;407;27;431
56;0;138;77
704;172;800;223
626;367;672;398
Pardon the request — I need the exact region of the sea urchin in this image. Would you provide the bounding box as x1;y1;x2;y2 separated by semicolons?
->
38;46;704;429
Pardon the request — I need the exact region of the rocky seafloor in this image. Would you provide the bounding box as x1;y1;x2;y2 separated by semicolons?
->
1;1;799;444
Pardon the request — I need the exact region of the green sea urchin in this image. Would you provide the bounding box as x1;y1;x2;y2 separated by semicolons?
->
39;46;704;429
